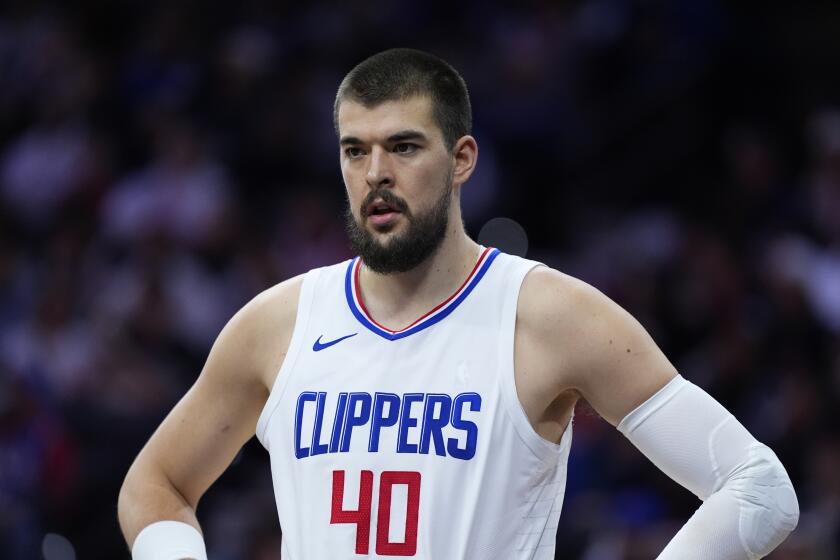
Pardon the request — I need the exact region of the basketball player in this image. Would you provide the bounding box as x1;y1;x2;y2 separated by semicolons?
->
118;49;799;559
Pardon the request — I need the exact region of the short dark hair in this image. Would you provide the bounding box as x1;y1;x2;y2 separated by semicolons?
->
334;48;472;150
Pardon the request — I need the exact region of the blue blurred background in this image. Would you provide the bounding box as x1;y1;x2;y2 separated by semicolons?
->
1;1;838;558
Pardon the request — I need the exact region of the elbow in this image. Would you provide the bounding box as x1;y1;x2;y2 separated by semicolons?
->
117;465;142;540
736;444;799;557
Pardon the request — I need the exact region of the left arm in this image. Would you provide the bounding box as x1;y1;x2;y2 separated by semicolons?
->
519;268;799;559
616;374;799;559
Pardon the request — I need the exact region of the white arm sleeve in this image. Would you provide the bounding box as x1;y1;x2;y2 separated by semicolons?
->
617;375;799;559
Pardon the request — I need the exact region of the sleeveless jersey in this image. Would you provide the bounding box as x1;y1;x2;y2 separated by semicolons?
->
256;248;573;559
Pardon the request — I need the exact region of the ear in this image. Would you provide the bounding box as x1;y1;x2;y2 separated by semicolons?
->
451;135;478;187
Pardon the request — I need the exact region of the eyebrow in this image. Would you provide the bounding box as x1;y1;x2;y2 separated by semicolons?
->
339;129;429;146
387;130;428;143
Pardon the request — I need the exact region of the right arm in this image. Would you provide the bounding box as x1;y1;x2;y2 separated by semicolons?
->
117;276;303;555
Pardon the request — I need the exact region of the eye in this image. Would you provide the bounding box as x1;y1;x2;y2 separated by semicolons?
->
393;143;418;155
344;147;364;159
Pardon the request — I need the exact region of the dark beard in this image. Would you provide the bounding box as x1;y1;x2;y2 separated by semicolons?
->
345;177;452;274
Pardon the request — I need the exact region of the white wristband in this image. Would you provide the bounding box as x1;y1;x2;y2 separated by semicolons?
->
132;520;208;560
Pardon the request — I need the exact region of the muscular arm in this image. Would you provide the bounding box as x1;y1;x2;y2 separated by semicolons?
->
117;276;302;552
516;267;798;559
514;267;676;444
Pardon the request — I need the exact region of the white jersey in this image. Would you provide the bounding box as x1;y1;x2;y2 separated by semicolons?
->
256;248;573;559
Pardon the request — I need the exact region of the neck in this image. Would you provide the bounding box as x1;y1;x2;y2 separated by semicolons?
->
358;221;481;328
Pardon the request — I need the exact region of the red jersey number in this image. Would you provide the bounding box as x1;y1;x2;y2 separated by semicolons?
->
331;470;421;556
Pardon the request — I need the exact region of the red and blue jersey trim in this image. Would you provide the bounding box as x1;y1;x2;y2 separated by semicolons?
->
344;247;501;341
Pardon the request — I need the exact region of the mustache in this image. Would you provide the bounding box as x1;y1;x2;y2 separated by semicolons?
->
361;189;410;216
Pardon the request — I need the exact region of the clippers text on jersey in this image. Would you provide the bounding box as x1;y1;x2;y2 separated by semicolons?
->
294;391;482;461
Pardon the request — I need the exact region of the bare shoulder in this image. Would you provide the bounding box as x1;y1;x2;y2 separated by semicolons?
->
517;266;599;326
515;266;608;395
240;274;305;343
517;266;676;426
219;274;305;390
516;266;609;358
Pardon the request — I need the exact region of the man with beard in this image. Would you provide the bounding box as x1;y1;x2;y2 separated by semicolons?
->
119;49;800;559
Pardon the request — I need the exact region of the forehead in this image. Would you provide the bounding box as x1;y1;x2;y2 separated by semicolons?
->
337;96;442;144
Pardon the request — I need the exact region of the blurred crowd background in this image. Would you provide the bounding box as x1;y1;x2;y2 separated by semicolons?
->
1;1;839;558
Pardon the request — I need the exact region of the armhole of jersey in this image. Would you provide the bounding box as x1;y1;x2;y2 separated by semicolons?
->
497;260;572;463
256;269;319;449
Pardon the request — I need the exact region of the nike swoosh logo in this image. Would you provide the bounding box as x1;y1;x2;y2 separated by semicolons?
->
313;333;358;352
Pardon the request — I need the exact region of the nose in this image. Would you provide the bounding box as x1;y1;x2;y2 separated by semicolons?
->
365;146;394;190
